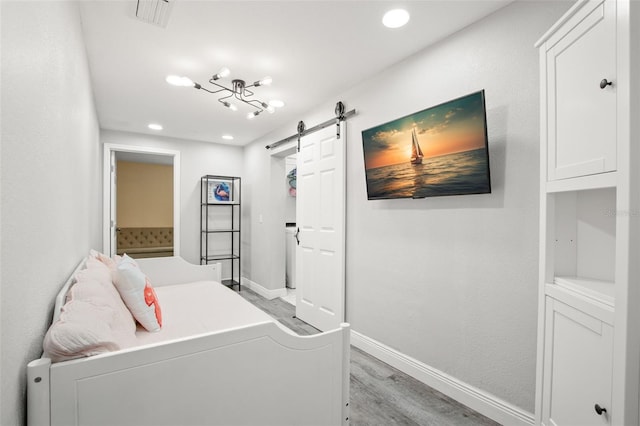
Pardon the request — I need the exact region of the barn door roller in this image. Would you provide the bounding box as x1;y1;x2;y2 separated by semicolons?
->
265;101;356;150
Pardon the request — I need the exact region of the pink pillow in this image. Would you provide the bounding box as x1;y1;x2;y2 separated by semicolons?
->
90;249;118;280
90;249;115;264
44;301;120;362
115;255;162;332
68;277;137;338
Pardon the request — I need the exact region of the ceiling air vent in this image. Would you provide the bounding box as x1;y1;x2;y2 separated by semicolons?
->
135;0;174;28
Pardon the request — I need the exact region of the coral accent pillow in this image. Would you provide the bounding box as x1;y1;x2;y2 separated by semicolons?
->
115;255;162;332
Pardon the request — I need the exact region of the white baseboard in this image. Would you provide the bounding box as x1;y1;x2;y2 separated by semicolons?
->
351;331;535;426
241;277;287;300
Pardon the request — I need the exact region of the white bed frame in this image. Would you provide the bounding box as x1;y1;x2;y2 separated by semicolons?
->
27;256;350;426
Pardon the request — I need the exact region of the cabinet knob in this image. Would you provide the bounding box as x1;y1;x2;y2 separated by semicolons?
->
600;79;613;89
594;404;607;415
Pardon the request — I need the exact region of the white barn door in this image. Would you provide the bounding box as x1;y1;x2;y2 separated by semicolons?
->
295;123;346;331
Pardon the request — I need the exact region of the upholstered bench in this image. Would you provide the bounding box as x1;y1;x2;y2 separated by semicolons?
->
117;227;173;258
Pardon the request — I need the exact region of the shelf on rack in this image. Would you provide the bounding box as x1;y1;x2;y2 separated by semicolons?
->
201;229;240;233
201;254;240;262
221;279;240;288
201;202;240;206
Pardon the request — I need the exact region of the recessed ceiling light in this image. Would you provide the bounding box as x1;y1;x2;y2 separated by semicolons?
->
383;9;410;28
222;134;234;140
148;123;163;130
269;99;285;108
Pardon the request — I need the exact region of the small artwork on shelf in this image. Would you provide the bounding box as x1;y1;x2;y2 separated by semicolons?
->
207;180;233;203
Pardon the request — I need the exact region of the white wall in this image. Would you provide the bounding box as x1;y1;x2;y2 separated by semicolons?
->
101;130;244;266
244;1;571;416
244;139;288;290
0;2;102;424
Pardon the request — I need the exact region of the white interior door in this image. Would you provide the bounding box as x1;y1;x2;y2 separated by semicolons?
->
295;123;346;331
109;151;117;257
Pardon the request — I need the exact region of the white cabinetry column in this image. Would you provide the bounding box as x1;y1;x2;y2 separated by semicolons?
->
535;0;640;424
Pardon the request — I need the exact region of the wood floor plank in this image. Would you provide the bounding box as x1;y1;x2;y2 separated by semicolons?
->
238;288;501;426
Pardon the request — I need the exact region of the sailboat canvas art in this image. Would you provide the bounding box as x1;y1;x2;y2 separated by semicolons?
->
410;128;424;165
361;90;491;200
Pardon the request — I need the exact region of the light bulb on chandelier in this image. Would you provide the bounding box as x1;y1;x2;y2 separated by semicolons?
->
254;76;272;87
166;68;283;119
212;67;230;80
222;101;238;111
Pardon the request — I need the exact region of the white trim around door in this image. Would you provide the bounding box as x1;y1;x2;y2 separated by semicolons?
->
102;143;181;257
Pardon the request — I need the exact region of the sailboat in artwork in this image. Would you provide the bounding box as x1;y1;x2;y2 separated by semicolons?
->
410;128;424;165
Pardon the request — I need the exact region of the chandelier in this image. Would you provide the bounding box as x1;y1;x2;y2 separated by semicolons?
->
166;68;284;119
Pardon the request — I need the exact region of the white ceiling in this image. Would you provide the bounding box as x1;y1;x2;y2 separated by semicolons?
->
79;0;513;147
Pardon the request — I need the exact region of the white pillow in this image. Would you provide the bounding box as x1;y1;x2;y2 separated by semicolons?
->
115;254;163;332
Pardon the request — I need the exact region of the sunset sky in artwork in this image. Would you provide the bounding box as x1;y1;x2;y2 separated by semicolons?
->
361;92;488;170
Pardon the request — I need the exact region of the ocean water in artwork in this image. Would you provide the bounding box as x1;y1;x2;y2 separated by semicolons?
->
365;148;490;199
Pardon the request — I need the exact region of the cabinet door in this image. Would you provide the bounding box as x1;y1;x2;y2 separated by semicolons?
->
542;297;613;425
546;0;616;181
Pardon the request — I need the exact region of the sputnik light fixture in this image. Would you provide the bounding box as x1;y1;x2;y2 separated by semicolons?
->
166;68;284;119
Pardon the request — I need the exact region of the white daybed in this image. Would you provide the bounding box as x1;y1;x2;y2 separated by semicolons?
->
27;256;350;426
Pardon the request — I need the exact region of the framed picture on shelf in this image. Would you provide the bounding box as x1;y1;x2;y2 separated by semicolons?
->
207;179;233;203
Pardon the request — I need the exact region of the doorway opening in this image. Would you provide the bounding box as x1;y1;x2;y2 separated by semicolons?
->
116;153;174;258
270;143;298;305
103;144;181;258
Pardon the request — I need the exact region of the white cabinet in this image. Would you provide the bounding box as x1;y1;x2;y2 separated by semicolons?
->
536;0;640;424
544;0;616;181
541;295;613;426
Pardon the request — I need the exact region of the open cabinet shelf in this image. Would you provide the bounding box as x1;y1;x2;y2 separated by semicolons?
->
548;187;616;297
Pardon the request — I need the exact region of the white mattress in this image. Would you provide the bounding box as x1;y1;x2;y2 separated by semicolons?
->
134;281;275;346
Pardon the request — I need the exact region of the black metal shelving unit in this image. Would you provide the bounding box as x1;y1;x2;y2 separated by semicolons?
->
200;175;241;291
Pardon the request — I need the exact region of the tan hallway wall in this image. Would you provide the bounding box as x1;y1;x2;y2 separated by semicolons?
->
116;161;173;227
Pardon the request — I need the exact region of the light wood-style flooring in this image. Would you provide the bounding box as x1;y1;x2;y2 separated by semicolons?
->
239;287;501;426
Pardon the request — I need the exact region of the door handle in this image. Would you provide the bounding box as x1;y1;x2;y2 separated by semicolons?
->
295;227;300;245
